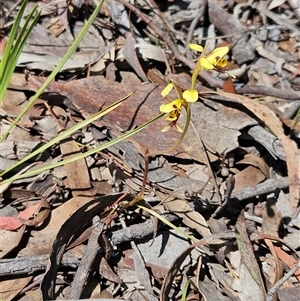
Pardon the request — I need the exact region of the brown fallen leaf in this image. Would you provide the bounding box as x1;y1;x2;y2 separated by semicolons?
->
223;77;236;94
0;276;33;301
60;138;93;196
123;32;148;82
19;199;51;227
236;153;270;179
163;197;212;238
233;165;266;192
0;226;25;258
274;247;300;282
262;197;283;288
99;256;122;284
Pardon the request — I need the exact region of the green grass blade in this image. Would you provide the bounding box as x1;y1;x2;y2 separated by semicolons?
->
0;0;28;93
0;113;165;185
181;279;191;301
12;6;40;62
0;91;133;177
0;5;40;101
0;0;105;141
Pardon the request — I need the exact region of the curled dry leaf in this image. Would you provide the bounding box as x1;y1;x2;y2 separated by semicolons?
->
236;153;270;179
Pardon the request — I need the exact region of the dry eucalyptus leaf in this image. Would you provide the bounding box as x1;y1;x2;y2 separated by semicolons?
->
60;139;92;196
0;226;25;258
236;153;270;179
233;165;266;192
163;198;212;238
0;277;33;301
235;211;266;300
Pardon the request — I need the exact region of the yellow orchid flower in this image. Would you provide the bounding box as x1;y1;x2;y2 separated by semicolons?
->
160;81;196;132
189;43;204;53
160;98;184;121
161;82;174;97
189;43;230;89
198;47;229;70
189;43;229;70
182;89;198;102
160;79;199;132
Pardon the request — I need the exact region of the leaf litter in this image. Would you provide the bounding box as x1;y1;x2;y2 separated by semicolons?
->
0;0;300;300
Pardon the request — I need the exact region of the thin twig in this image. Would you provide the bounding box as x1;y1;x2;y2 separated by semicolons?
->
231;177;289;201
265;261;300;301
212;174;235;217
236;85;300;100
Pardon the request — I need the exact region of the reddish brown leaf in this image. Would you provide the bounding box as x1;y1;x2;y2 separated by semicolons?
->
223;78;236;94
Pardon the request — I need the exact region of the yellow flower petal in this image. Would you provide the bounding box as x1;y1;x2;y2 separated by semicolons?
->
198;57;214;70
209;46;229;59
159;99;183;113
206;46;229;65
189;43;204;52
161;83;174;97
183;89;198;103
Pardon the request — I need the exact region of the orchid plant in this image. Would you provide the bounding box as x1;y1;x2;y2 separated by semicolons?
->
159;43;230;136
